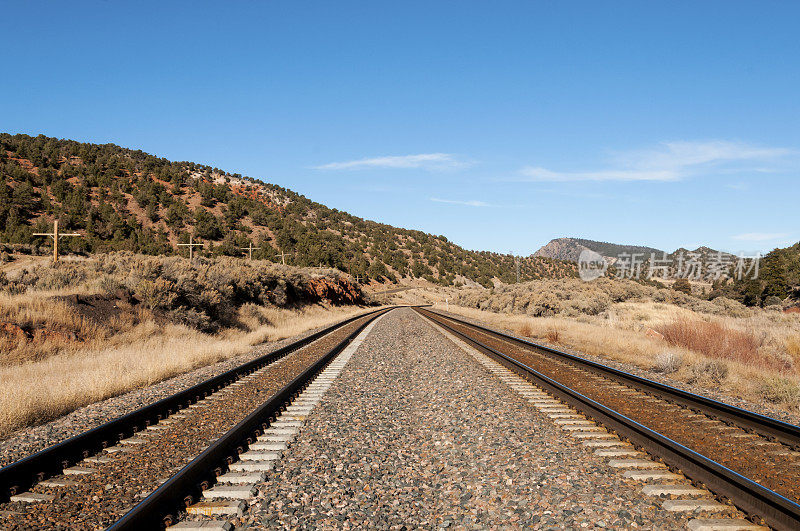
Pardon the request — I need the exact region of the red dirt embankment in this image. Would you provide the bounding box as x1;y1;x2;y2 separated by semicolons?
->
300;278;363;305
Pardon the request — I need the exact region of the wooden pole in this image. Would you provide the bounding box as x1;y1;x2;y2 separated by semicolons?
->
238;242;261;260
33;219;82;263
273;250;295;265
177;235;205;259
53;220;58;263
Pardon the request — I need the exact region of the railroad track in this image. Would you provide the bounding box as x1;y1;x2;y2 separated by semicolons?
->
0;307;392;530
415;307;800;531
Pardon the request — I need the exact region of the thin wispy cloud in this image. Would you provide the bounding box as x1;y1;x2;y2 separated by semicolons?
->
429;197;493;207
312;153;470;171
520;167;676;182
517;140;794;182
726;182;749;191
350;184;408;193
732;232;790;242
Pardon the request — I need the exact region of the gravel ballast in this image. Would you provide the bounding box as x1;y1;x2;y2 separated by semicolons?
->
424;309;800;505
0;315;379;529
241;307;696;529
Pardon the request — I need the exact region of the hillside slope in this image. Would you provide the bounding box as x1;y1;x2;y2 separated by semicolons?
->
0;133;576;287
534;237;663;262
535;238;738;275
712;241;800;306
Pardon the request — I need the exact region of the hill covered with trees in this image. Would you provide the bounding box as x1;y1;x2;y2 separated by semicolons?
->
534;237;663;263
711;242;800;307
0;133;576;287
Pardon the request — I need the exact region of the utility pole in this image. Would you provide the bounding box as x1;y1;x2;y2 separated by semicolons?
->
275;250;293;265
33;220;82;263
178;235;205;260
238;242;261;260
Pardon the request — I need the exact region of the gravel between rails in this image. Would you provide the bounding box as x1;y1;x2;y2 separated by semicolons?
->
0;318;364;468
239;307;692;529
431;312;800;504
434;310;800;427
0;315;375;530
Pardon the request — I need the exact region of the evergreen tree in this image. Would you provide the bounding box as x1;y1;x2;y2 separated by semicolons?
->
672;278;692;295
194;209;223;240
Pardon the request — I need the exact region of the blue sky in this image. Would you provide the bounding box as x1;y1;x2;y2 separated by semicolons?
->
1;1;798;255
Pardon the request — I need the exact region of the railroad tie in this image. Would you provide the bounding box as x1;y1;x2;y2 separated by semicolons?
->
421;314;768;530
168;521;232;530
174;313;385;529
686;519;768;530
9;492;55;503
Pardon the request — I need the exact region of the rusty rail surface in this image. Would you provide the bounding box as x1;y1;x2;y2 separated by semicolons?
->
416;307;800;531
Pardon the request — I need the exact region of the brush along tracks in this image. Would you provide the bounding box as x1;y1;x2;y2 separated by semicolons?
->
415;308;800;531
0;308;390;530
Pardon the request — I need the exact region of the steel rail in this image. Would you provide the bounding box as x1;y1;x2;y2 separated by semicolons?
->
420;308;800;449
108;307;391;530
0;307;387;503
416;308;800;531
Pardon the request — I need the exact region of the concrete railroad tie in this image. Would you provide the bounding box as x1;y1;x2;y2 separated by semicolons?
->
176;314;384;527
422;315;768;531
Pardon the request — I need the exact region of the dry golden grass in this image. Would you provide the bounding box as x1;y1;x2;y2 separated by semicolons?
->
656;318;780;370
758;376;800;406
433;304;686;369
0;252;372;436
0;304;374;438
434;302;800;414
394;282;800;411
235;304;374;344
545;326;560;344
0;293;111;364
787;335;800;367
